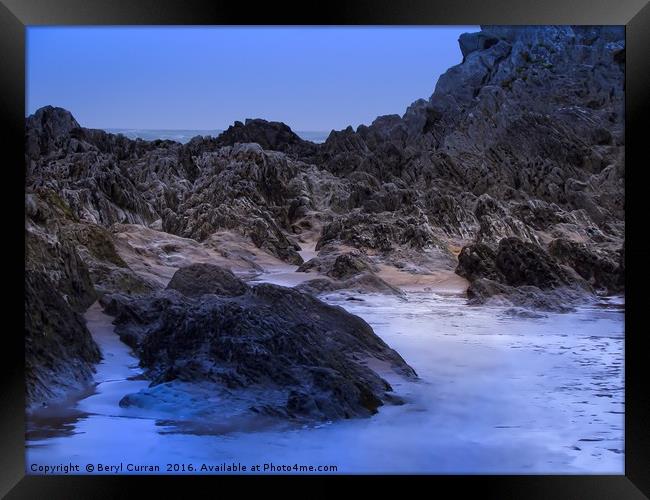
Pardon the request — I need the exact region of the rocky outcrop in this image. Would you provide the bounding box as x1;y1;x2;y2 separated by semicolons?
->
473;195;541;249
166;262;248;297
492;237;576;289
25;186;156;407
466;278;590;313
548;238;623;293
298;250;377;278
455;243;500;283
160;143;311;264
296;249;406;297
214;118;318;158
296;273;404;297
61;222;156;297
25;270;101;408
25;191;97;312
101;264;416;422
456;237;593;311
316;209;443;253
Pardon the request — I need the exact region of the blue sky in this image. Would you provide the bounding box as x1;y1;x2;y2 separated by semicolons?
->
26;26;477;131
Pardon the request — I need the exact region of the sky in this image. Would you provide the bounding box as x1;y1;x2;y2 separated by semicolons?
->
26;26;477;132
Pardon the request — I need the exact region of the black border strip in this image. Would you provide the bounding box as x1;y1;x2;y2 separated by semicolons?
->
1;0;648;25
2;0;649;497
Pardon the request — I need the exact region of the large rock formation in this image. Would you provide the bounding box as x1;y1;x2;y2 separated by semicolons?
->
101;264;416;422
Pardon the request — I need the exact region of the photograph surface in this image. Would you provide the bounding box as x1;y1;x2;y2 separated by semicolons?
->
25;26;625;474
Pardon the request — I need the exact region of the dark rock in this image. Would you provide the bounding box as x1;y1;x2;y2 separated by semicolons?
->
317;210;442;253
25;194;96;313
25;106;82;159
166;263;248;298
25;271;100;408
456;243;500;282
495;237;573;289
103;266;416;422
474;195;542;249
61;223;128;268
296;272;404;297
214;118;317;158
457;237;593;310
458;31;501;59
329;253;375;279
466;278;585;313
160;143;311;264
457;237;573;290
548;238;622;293
297;250;378;280
59;222;154;297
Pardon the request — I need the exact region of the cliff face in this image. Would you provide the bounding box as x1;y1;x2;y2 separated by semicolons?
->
312;25;624;304
25;26;624;410
319;25;624;225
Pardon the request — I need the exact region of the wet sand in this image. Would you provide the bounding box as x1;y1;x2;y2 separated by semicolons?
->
112;225;288;286
375;264;469;294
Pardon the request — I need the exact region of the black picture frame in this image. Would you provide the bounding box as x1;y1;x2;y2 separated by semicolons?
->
2;0;648;497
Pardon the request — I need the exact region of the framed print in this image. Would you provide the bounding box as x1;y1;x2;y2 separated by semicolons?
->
2;0;649;497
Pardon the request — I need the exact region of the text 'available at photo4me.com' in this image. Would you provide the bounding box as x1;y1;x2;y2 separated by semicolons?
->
29;461;340;474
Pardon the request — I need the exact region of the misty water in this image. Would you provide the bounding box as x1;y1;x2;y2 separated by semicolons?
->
26;280;624;474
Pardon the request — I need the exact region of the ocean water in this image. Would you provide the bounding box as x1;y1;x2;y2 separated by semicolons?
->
25;282;624;475
104;128;329;144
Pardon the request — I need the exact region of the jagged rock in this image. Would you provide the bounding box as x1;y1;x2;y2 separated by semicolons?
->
298;250;378;280
457;237;593;310
60;222;156;297
296;273;404;297
214;118;318;158
456;243;501;282
459;31;501;59
25;105;82;159
494;237;575;289
100;265;416;422
25;270;101;408
548;238;622;293
316;209;443;253
329;252;376;279
25;192;97;312
422;190;478;240
159;144;317;264
474;194;541;249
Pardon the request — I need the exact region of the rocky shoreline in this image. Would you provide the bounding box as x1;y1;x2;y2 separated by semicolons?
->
25;26;624;420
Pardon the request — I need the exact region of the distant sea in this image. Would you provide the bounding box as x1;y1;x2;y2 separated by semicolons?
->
104;128;329;144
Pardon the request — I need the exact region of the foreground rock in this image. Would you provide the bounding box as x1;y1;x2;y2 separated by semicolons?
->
165;262;248;297
101;264;416;422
